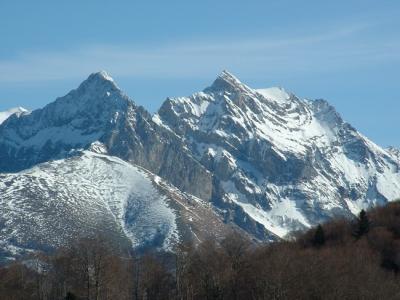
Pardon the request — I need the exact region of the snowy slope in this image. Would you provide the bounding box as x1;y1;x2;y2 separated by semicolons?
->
156;70;400;238
0;149;174;257
0;107;28;124
0;147;238;260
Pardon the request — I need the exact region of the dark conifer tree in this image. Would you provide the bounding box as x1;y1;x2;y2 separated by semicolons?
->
354;209;370;238
65;292;77;300
312;224;325;247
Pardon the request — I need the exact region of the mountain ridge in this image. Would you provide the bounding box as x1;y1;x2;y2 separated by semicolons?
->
156;70;400;237
0;70;399;257
0;72;213;201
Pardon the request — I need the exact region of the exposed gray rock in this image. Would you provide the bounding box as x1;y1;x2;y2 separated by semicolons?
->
156;70;400;238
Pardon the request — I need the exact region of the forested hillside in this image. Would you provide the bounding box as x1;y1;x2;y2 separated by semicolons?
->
2;201;400;299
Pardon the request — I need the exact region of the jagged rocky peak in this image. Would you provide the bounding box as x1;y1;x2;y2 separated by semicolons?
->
204;71;293;108
85;70;115;84
205;70;251;94
57;70;130;108
0;71;214;203
29;70;137;132
159;71;300;126
1;71;132;133
0;71;137;173
155;70;400;239
79;70;117;91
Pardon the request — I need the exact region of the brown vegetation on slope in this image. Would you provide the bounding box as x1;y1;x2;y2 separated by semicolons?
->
2;202;400;299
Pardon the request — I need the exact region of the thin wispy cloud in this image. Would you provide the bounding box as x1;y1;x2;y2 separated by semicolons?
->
0;22;398;83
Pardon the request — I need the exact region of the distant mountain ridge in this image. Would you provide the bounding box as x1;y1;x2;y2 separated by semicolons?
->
0;71;399;258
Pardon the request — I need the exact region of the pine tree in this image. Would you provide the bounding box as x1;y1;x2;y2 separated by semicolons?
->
312;224;325;247
354;209;370;238
65;292;76;300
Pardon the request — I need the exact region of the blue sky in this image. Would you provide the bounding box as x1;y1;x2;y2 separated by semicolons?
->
0;0;399;147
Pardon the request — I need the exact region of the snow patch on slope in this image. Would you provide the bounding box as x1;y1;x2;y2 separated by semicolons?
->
256;87;291;104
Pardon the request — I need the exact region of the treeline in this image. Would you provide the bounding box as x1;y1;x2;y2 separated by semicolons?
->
2;202;400;299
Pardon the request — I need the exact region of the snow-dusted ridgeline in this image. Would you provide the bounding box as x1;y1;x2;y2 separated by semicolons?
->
0;70;399;257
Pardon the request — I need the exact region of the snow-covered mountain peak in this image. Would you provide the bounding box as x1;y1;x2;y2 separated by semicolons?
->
159;72;345;155
0;71;212;203
86;70;115;83
205;70;251;94
76;70;120;97
43;70;134;120
0;106;29;124
157;72;400;239
97;70;114;81
0;73;139;173
218;69;241;83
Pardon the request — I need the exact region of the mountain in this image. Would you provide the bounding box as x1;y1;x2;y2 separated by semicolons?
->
0;107;28;124
0;72;211;200
0;70;399;258
155;70;400;237
1;150;148;258
0;146;241;260
0;72;242;259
